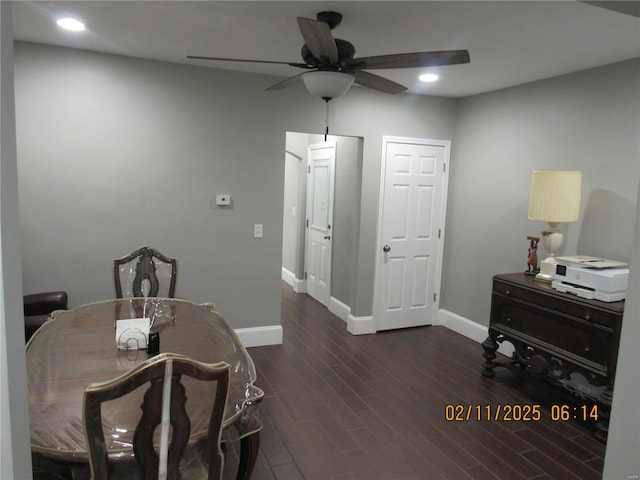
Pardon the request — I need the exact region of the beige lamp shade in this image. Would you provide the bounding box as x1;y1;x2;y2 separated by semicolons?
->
528;170;582;223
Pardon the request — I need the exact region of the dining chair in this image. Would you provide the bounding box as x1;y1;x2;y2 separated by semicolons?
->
113;246;177;298
82;353;229;480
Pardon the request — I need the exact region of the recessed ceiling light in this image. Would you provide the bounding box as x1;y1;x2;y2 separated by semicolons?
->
56;18;85;32
419;73;439;83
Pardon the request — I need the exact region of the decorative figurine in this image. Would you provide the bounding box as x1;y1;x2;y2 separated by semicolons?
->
525;236;540;276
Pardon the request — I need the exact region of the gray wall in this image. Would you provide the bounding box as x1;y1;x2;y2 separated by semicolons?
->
442;58;640;326
15;42;288;329
281;132;307;279
603;183;640;478
330;134;362;307
14;41;458;327
1;5;31;478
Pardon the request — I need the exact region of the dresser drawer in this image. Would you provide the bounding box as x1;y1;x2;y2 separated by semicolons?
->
492;278;617;329
491;294;611;373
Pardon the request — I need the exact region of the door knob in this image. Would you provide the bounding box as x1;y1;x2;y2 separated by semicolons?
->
383;245;391;252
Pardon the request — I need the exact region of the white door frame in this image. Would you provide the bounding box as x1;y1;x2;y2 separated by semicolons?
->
373;136;451;331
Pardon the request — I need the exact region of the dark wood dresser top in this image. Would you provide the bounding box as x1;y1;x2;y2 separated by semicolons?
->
494;272;625;314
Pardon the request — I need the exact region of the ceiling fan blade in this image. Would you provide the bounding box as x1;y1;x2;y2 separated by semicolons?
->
353;70;407;95
297;17;339;63
350;50;470;70
265;72;307;91
187;55;309;69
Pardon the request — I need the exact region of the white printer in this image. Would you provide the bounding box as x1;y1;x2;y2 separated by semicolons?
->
551;255;628;302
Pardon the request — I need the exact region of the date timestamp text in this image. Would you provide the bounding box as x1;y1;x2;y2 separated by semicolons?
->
445;404;598;422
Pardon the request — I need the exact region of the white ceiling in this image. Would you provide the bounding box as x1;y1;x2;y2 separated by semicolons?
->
11;1;640;98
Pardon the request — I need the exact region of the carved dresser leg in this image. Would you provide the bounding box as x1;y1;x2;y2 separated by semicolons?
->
595;385;614;444
482;335;499;378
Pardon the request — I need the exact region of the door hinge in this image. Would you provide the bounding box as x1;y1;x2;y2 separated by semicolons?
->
438;229;441;238
304;272;308;280
306;219;309;228
434;293;437;302
308;165;311;174
443;163;446;173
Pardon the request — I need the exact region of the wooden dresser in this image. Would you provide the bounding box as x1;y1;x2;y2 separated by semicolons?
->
482;272;624;442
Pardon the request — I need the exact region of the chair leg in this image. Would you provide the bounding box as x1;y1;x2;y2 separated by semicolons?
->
32;453;74;480
70;464;91;480
236;432;260;480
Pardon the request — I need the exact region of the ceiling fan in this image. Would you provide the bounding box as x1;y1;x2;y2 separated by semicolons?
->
188;11;470;99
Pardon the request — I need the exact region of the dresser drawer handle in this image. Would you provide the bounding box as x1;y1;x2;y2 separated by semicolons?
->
506;317;512;323
585;312;591;321
505;288;511;296
584;346;591;353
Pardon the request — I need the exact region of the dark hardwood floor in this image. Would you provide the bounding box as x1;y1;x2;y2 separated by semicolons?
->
225;283;606;480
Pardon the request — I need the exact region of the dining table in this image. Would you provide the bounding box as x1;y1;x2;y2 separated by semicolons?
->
26;297;264;479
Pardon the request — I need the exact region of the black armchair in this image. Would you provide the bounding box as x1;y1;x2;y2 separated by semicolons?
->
23;291;68;342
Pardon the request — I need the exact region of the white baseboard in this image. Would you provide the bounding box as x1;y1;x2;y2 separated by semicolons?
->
235;325;283;348
328;296;350;321
438;309;514;357
281;267;306;293
347;315;375;335
233;304;506;348
328;295;376;335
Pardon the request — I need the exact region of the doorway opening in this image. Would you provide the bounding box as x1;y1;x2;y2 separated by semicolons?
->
281;131;363;314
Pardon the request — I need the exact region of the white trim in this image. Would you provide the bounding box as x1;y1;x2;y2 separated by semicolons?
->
292;280;305;294
328;295;375;335
438;309;487;343
281;267;296;287
281;267;306;293
328;296;350;321
439;309;514;357
234;325;283;347
347;315;376;335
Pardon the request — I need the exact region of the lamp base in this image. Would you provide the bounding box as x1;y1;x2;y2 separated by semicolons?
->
535;257;557;282
534;224;564;282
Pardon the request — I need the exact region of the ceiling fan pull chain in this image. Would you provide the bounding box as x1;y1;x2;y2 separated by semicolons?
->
324;98;330;141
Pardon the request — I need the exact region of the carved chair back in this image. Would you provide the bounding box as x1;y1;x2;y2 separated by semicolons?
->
82;353;229;480
114;246;177;298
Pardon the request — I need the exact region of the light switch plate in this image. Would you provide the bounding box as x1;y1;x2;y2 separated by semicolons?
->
254;224;263;238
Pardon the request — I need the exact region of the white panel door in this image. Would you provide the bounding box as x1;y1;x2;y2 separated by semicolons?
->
374;138;449;331
305;142;336;306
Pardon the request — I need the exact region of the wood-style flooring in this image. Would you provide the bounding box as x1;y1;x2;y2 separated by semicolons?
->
224;283;606;480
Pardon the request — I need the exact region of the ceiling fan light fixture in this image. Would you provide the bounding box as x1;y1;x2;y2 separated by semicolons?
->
302;71;355;100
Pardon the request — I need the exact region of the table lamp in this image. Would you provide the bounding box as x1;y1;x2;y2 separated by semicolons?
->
528;170;582;282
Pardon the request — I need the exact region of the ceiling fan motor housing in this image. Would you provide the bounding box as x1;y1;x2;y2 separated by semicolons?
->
316;11;342;29
301;39;356;69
